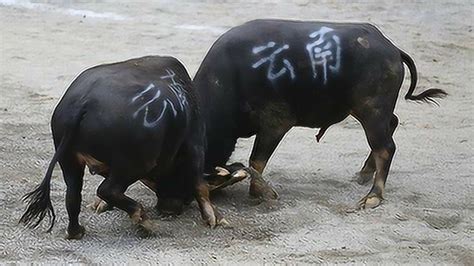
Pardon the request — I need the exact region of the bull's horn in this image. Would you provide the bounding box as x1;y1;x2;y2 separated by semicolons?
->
231;169;250;179
215;166;231;176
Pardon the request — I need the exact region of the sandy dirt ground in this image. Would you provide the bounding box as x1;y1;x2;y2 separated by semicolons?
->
0;0;473;264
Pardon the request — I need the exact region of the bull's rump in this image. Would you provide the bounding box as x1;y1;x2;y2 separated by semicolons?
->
52;56;191;175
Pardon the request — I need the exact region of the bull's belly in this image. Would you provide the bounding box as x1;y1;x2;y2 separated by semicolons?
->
238;87;352;132
76;150;186;181
296;109;351;129
72;119;180;177
74;142;165;179
76;152;159;192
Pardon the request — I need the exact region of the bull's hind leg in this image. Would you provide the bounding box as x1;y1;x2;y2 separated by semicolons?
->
353;111;396;209
357;115;399;185
96;176;153;230
249;102;295;200
58;154;85;239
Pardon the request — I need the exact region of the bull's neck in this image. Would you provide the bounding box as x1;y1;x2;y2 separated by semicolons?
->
195;82;239;172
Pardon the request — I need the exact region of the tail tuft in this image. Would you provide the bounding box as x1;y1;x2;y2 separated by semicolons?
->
400;49;448;106
19;181;56;232
405;88;448;106
18;133;66;232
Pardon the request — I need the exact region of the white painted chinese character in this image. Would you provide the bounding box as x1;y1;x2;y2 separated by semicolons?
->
306;26;341;84
161;69;188;112
252;42;296;81
131;83;171;128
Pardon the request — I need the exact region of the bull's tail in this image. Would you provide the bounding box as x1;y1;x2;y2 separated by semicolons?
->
19;107;82;232
19;132;73;232
400;49;447;104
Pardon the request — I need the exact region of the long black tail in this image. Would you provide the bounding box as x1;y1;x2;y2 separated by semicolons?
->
19;131;73;232
400;49;447;104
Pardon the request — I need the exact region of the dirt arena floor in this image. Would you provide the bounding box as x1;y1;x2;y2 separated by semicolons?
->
0;0;473;264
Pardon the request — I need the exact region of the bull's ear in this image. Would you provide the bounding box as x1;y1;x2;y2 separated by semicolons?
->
215;166;231;176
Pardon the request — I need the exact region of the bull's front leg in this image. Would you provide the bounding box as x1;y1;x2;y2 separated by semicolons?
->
248;102;295;200
195;181;228;228
96;175;155;232
248;133;283;200
88;178;159;214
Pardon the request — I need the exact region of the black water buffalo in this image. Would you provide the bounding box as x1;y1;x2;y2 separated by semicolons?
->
20;56;225;239
194;19;447;208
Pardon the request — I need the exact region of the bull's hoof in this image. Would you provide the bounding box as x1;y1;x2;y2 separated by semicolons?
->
206;218;216;229
201;204;217;229
130;207;157;233
200;203;229;229
356;170;374;185
358;194;383;209
155;198;184;216
203;215;216;229
249;175;279;200
205;212;229;229
130;207;148;224
213;206;230;228
87;197;112;214
217;217;230;227
65;225;85;240
138;219;157;233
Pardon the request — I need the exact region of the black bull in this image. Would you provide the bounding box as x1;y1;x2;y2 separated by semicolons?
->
20;56;227;239
196;20;447;208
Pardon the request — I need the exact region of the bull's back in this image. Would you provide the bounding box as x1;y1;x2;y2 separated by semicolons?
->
196;19;402;126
